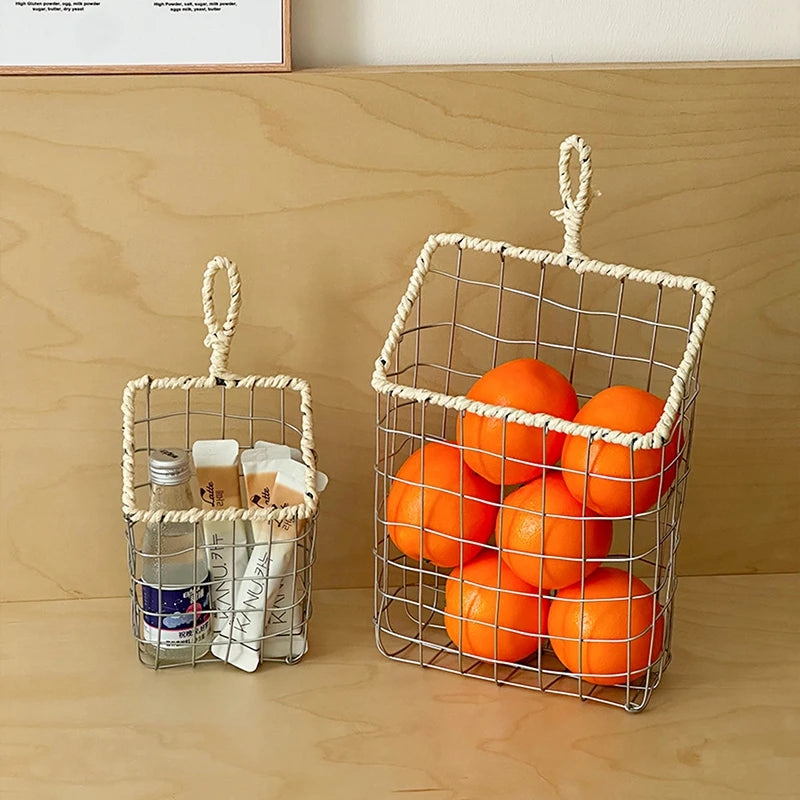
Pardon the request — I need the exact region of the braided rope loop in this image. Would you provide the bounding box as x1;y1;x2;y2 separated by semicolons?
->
202;256;241;380
550;134;593;258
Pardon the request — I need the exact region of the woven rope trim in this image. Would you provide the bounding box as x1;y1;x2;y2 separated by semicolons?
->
371;138;716;452
121;257;318;523
550;134;593;258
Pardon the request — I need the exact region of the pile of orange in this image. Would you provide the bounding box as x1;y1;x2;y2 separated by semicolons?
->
384;357;678;685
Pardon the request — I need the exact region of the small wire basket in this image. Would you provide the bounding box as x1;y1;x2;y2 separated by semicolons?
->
121;257;320;669
371;135;715;711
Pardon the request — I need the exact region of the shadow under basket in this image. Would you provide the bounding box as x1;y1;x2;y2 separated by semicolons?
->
121;257;320;670
371;136;715;712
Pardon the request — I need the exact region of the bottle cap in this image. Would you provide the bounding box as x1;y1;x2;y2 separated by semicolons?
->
148;448;192;486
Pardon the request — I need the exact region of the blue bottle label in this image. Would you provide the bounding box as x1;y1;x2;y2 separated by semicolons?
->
142;582;211;646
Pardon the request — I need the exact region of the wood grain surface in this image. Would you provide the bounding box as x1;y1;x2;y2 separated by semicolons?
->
1;577;798;799
0;65;798;602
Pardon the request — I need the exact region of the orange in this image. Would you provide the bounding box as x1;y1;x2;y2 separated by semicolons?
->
498;472;613;590
444;552;550;662
386;441;499;568
548;567;664;686
561;385;680;517
457;358;578;485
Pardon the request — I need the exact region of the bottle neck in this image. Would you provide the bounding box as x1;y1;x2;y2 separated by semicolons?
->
149;481;194;513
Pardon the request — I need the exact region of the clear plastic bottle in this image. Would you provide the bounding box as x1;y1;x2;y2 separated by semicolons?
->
140;448;211;667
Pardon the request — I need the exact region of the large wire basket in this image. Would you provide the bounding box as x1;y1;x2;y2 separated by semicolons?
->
371;135;715;711
121;256;320;669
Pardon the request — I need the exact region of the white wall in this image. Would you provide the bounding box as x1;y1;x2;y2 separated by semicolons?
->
293;0;799;68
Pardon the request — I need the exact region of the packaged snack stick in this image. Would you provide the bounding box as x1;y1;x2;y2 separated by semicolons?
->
192;440;247;641
212;452;326;672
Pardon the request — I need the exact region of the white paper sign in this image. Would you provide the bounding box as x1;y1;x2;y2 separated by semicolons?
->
0;0;288;71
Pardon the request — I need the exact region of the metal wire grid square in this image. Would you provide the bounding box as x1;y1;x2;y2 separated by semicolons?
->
370;138;714;712
372;233;712;711
121;256;321;670
122;378;318;668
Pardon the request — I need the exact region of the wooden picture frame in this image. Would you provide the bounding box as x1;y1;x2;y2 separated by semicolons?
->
0;0;291;74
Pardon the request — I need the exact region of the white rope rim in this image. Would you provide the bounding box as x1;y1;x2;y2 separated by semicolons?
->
122;257;319;522
371;136;716;452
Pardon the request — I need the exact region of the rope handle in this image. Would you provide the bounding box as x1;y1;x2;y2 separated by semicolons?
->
202;256;242;380
550;134;593;258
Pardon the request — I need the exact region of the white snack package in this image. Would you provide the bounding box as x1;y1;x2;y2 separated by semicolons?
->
255;440;303;463
191;440;248;641
211;452;327;671
254;440;321;659
261;579;306;661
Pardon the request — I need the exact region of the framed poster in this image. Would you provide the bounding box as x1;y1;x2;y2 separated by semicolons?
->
0;0;290;74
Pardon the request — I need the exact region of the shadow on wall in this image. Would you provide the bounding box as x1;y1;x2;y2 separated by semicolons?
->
292;0;361;69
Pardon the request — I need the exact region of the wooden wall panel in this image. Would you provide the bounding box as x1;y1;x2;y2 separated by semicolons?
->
1;64;798;601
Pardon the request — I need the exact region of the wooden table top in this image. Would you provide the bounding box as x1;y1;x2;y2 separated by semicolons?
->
2;575;798;799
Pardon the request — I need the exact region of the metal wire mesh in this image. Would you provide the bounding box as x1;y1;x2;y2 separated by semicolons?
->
123;375;318;669
373;234;709;712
